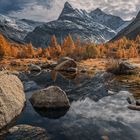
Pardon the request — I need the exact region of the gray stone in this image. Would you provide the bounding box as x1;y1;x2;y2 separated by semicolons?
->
6;125;48;140
0;72;26;129
55;59;77;71
30;86;70;109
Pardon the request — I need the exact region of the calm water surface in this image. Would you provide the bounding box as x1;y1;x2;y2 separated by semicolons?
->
8;71;140;140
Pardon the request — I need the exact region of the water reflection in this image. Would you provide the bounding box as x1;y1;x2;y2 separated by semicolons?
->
15;91;140;140
33;107;70;119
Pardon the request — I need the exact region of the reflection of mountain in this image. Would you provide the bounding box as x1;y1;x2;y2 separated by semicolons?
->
24;2;130;48
0;14;43;42
112;11;140;41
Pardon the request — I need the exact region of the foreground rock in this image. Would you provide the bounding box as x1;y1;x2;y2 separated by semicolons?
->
6;125;48;140
0;72;26;129
55;59;77;72
30;86;70;109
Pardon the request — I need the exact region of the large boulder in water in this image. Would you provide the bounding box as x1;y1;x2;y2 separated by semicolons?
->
55;59;77;72
30;86;70;109
6;125;48;140
0;72;26;129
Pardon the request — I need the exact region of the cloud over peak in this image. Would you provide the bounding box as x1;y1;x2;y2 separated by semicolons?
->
0;0;139;22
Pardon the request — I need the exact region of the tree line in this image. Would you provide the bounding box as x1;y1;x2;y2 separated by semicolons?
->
0;33;140;60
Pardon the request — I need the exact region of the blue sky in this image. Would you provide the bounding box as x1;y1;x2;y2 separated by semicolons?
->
0;0;140;21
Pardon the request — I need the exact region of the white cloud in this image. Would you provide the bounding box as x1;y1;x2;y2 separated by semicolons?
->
8;0;140;22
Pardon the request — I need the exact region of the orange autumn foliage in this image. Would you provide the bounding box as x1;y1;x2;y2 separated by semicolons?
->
0;33;140;60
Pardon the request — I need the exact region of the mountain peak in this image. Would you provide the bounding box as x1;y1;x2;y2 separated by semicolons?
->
64;2;73;9
90;8;105;15
58;2;75;20
94;8;103;13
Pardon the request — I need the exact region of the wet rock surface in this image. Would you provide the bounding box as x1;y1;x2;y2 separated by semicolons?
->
5;125;48;140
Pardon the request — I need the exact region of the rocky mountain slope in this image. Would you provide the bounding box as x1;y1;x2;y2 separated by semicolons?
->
25;2;130;48
89;8;130;31
112;11;140;41
0;14;43;43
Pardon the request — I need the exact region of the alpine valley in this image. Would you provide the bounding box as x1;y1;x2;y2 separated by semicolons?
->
0;2;131;47
0;1;140;140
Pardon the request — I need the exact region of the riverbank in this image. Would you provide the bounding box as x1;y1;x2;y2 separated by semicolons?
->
1;58;140;71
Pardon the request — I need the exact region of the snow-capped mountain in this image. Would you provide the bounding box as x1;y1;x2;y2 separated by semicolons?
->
89;8;131;31
25;2;121;48
112;11;140;41
0;14;43;42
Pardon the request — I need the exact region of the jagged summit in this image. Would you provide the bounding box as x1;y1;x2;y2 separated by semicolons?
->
58;2;75;19
92;8;103;14
64;1;73;9
58;2;92;22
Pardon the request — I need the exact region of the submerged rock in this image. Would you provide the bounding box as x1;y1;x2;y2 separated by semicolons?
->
6;125;48;140
0;72;26;129
30;86;70;109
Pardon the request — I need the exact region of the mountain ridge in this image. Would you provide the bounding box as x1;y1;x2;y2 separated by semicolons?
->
24;2;131;48
111;10;140;41
0;14;44;43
